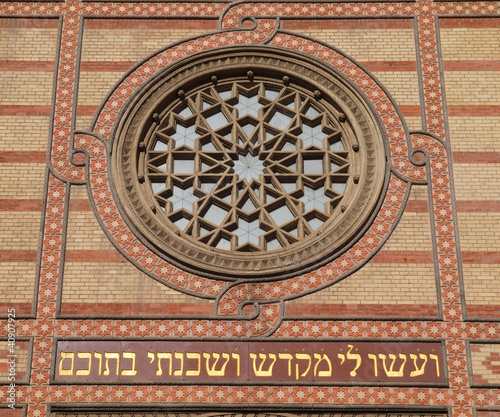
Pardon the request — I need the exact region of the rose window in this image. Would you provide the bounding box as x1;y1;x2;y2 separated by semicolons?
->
111;49;386;279
146;80;351;252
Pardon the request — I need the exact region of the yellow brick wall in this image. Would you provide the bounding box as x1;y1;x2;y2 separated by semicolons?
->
0;26;58;60
448;116;500;152
470;343;500;384
0;164;46;200
440;21;500;316
463;265;500;306
294;28;416;61
440;27;500;61
0;72;54;105
0;116;52;152
0;19;57;315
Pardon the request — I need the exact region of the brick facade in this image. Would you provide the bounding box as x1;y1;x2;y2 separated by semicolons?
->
0;0;499;416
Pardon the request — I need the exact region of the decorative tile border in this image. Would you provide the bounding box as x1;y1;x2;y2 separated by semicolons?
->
0;0;499;416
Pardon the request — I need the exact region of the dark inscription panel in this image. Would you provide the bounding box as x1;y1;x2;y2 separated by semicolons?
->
54;340;445;384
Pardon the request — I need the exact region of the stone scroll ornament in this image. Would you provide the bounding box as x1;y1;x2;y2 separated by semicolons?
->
70;1;437;337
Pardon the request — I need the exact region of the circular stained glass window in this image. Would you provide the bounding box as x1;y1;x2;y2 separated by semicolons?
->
112;48;387;280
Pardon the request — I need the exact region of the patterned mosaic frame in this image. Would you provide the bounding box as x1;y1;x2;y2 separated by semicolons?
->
0;0;499;416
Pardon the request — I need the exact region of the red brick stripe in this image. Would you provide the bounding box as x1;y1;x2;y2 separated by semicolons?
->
1;250;499;264
0;199;92;211
80;60;420;73
286;303;438;318
406;200;429;212
59;302;214;316
0;18;59;28
453;152;500;163
0;61;55;71
461;252;500;264
444;60;500;71
1;151;497;164
0;250;37;262
1;199;499;213
83;18;218;30
361;61;417;71
456;201;500;212
282;18;414;30
448;105;500;117
467;305;500;318
0;105;51;116
72;105;498;117
69;199;92;211
80;61;135;72
76;105;99;116
4;60;497;73
439;17;500;28
0;151;46;163
0;303;33;315
372;251;433;263
0;200;44;211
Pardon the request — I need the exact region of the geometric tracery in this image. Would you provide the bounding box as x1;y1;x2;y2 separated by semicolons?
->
145;80;350;252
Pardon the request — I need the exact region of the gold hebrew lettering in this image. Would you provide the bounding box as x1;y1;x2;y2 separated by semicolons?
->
295;353;312;380
149;352;173;376
410;353;428;377
159;353;173;376
121;352;137;376
249;352;277;377
430;353;440;377
313;353;332;377
94;352;103;375
232;352;241;377
338;353;345;364
103;352;120;376
279;353;294;376
346;344;362;377
379;353;407;377
76;352;92;376
368;353;378;377
58;352;74;376
203;352;230;376
186;352;201;376
174;352;184;376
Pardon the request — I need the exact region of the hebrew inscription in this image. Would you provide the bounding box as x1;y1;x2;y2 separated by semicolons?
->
55;341;445;384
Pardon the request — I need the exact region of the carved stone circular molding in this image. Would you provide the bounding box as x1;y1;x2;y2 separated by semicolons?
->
111;47;386;280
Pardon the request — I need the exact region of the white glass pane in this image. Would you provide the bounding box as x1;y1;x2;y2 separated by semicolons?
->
267;238;282;250
173;217;190;231
305;106;320;118
330;140;344;151
154;141;169;151
308;217;324;231
170;186;196;212
171;124;198;148
269;110;293;130
265;89;279;101
151;182;164;194
270;204;294;225
205;204;228;225
206;112;229;131
331;183;346;194
216;237;231;250
304;159;324;175
219;90;232;100
173;159;195;173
